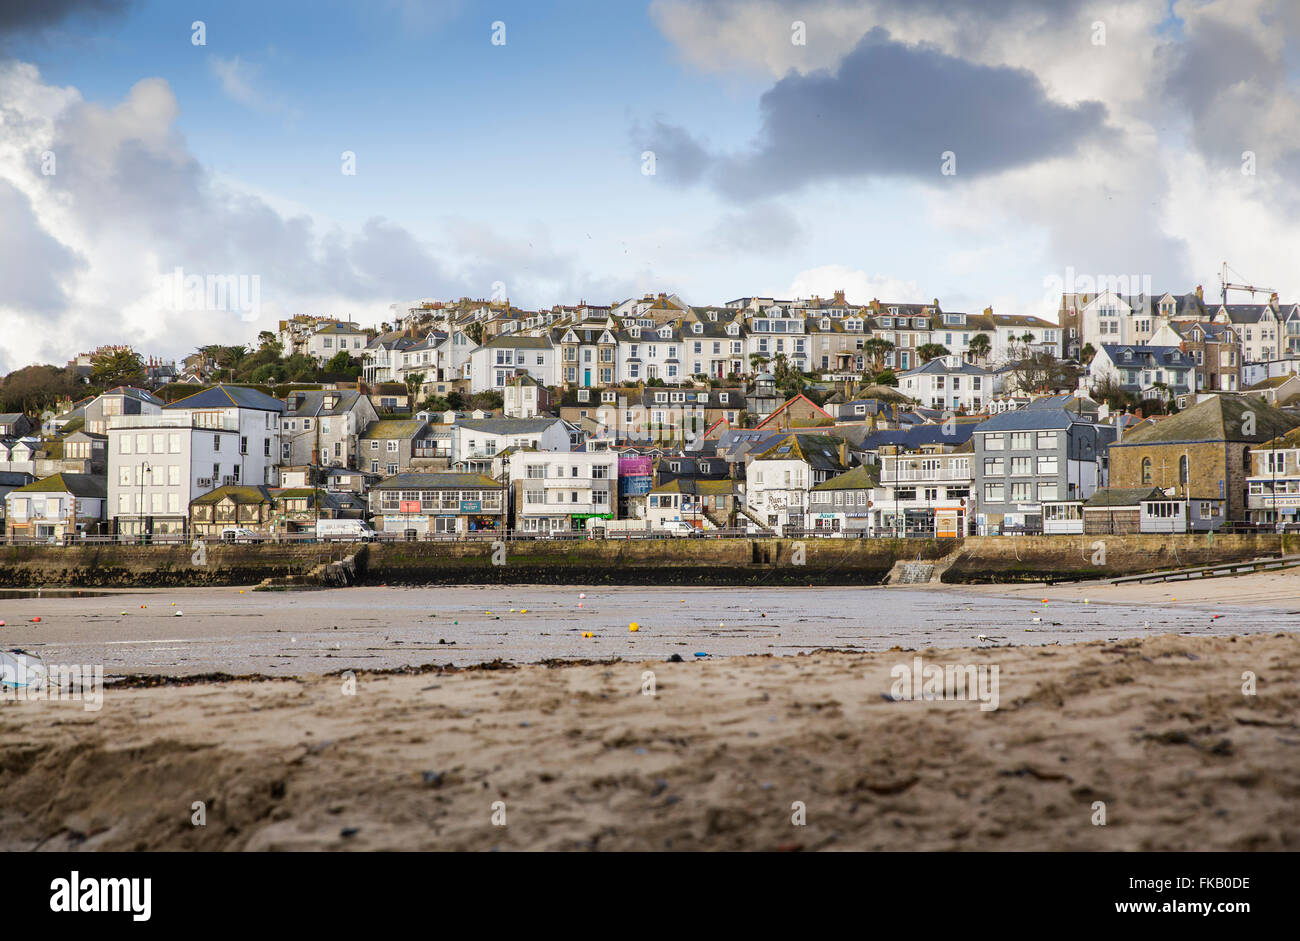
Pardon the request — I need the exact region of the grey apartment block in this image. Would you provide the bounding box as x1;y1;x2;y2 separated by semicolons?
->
972;397;1117;532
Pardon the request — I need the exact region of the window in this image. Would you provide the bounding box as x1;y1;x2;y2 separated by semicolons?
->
983;458;1004;476
1010;432;1031;450
213;435;221;451
1036;432;1058;449
984;482;1005;502
1010;482;1032;502
120;435;132;454
1141;457;1152;484
1037;455;1058;475
1179;455;1189;484
985;434;1004;451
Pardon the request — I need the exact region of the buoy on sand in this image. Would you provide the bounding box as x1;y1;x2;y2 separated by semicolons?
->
629;622;639;632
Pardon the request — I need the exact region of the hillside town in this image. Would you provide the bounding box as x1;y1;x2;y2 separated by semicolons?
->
4;285;1300;543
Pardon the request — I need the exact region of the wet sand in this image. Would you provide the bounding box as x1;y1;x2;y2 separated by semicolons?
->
2;631;1296;850
2;573;1298;676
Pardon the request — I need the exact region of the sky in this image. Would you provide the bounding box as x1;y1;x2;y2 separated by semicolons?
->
3;0;1300;371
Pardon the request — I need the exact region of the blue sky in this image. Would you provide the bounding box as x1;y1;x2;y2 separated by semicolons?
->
2;0;1299;368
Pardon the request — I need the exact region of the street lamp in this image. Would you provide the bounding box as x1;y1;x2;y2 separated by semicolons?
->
137;460;152;545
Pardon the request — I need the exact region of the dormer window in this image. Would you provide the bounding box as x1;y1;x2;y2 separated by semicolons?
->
577;389;590;402
820;318;831;330
692;323;702;334
601;391;616;403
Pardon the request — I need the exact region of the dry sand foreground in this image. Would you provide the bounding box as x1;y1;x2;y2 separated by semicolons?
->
2;632;1298;851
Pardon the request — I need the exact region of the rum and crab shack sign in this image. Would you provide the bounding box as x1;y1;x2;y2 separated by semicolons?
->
49;871;151;922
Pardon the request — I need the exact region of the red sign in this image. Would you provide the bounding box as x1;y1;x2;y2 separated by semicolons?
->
399;500;421;513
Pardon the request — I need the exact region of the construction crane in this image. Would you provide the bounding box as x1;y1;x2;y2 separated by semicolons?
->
1220;262;1275;303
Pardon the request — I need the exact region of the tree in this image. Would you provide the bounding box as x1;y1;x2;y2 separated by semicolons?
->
1079;342;1097;365
322;349;360;379
872;369;898;387
404;371;425;403
967;333;992;363
90;348;145;388
466;322;485;345
863;338;895;373
748;353;770;374
1007;351;1079;394
469;390;504;411
917;343;950;364
282;354;319;382
1090;374;1134;412
0;365;81;414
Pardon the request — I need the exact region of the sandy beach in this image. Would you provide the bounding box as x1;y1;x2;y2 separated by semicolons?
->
2;630;1297;851
3;571;1297;851
1;569;1298;675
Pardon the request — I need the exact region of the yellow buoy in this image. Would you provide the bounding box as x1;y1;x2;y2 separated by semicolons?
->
629;622;639;632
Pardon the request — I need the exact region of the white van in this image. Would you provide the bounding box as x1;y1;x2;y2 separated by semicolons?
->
316;519;378;542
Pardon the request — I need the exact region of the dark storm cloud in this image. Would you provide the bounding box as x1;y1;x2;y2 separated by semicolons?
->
0;179;83;314
0;0;130;36
1159;17;1296;169
648;28;1110;201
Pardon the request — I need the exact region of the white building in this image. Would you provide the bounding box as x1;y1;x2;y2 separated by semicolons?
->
469;335;558;391
107;385;284;538
451;418;573;464
899;356;993;412
744;433;848;534
509;450;618;534
306;321;368;363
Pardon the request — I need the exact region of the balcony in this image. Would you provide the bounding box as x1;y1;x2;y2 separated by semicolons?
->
880;467;971;483
109;414;240;431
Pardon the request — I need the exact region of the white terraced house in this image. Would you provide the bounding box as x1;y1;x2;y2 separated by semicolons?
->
106;385;284;539
509;450;618;534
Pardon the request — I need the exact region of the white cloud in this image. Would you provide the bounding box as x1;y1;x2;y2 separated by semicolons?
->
0;61;632;372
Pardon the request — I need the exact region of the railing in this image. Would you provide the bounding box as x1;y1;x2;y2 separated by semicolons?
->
880;469;972;482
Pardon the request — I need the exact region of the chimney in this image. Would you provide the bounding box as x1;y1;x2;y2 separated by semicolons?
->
833;289;846;305
1195;284;1203;301
983;306;993;317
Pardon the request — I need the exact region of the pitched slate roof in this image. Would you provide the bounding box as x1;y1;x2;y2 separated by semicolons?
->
858;424;978;450
975;408;1092;432
190;485;274;505
1084;487;1164;508
453;418;564;435
812;463;878;490
372;472;502;490
10;473;106;498
164;384;286;412
360;419;426;440
1113;395;1300;446
752;433;846;472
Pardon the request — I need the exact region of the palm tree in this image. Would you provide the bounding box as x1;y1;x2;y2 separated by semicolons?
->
967;333;991;364
863;338;894;373
916;343;950;364
748;353;770;374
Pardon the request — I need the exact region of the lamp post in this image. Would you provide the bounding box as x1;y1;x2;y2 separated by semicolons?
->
137;460;152;545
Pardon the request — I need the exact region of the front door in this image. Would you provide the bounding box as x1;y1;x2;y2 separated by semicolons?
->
584;368;591;386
